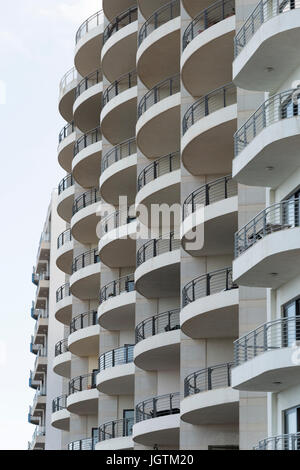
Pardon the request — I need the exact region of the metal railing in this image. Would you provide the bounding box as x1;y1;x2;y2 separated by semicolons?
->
72;188;101;216
74;126;102;157
72;248;100;273
32;304;47;320
75;69;102;100
69;372;97;395
98;344;134;372
136;392;180;422
183;175;237;220
182;267;237;307
103;5;138;44
55;338;69;357
234;89;298;156
52;395;67;413
56;283;70;303
137;232;180;266
59;67;77;96
70;311;97;334
234;0;300;57
103;70;137;106
254;433;300;450
58;173;73;195
58;122;74;144
57;229;72;249
139;0;180;45
76;10;103;44
101;137;136;172
98;418;134;441
100;274;135;303
183;0;235;50
138;74;180;118
234;198;300;258
68;438;95;450
29;426;46;449
183;82;236;134
234;316;300;366
184;362;233;397
101;208;136;235
138;151;180;190
34;347;47;370
136;309;180;343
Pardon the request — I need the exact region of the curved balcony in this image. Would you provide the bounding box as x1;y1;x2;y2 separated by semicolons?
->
234;199;300;288
73;70;103;132
137;74;180;158
137;0;180;88
101;71;137;144
51;395;70;431
232;316;300;392
98;274;135;330
233;0;300;91
181;175;238;256
57;174;74;223
181;362;239;425
53;339;71;378
181;267;239;338
73;126;102;189
134;392;180;446
181;0;235;96
98;210;136;268
70;248;100;300
233;89;300;188
95;418;134;450
67;373;98;415
75;10;104;77
55;283;72;325
59;67;78;122
56;229;73;275
102;6;138;82
68;311;99;357
71;189;101;244
134;309;180;371
182;83;237;175
96;344;134;395
68;437;95;450
100;137;137;205
58;122;76;172
135;232;180;298
254;433;300;450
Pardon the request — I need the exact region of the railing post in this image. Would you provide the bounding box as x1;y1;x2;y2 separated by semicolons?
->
153;398;157;418
152;316;156;336
227;363;231;386
207;368;212;390
207;273;210;296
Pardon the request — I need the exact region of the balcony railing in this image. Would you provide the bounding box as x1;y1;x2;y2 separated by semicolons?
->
72;188;101;216
28;426;46;450
137;232;180;266
75;10;103;44
234;0;300;57
52;395;68;413
182;267;238;307
138;74;180;118
56;283;70;303
183;0;235;50
254;433;300;450
103;5;138;44
74;126;102;157
58;173;73;195
101;209;136;235
58;122;74;144
69;372;97;395
234;316;300;366
100;274;135;303
101;137;136;173
135;309;180;343
184;362;233;397
70;311;97;334
102;70;137;106
72;248;100;273
68;437;95;450
34;347;47;370
234;198;300;258
136;392;180;422
59;67;77;96
98;418;134;442
183;175;237;220
98;344;134;372
234;89;298;156
75;69;102;100
31;304;47;320
57;229;72;249
138;151;180;190
55;338;69;357
138;0;180;45
183;82;236;134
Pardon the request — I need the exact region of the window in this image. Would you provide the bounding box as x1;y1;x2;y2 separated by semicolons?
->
284;407;300;449
123;409;134;436
282;298;300;347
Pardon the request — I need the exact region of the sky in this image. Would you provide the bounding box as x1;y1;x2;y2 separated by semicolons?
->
0;0;100;450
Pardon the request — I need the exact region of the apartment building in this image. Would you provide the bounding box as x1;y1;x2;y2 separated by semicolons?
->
28;0;300;451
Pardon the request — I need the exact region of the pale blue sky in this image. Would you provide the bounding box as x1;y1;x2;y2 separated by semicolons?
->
0;0;99;449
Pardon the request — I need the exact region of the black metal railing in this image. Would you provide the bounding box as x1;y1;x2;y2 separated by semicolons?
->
69;372;97;395
75;69;102;100
103;70;137;106
234;199;300;258
138;74;180;118
76;10;103;44
57;229;72;249
183;0;235;50
72;248;100;273
98;344;134;372
182;267;237;307
72;189;101;216
59;67;77;96
100;274;135;303
98;418;134;441
103;5;138;44
52;395;67;413
136;309;180;343
58;174;73;195
254;433;300;450
70;311;97;334
59;122;74;144
68;438;95;450
137;232;180;266
183;82;236;134
101;209;136;235
101;137;136;173
184;362;233;397
74;126;102;157
136;392;180;422
138;151;180;190
183;175;237;220
56;283;70;303
55;338;69;357
139;0;180;45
